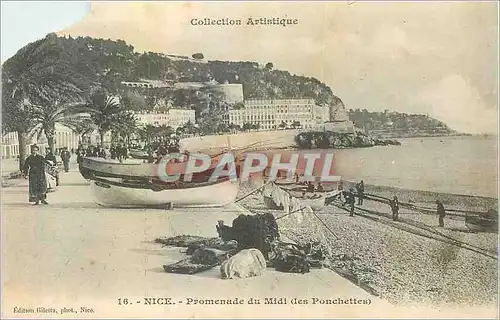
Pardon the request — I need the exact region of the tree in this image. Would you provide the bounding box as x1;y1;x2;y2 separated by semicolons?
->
85;90;137;145
158;124;174;137
279;121;287;130
233;102;244;110
113;113;138;144
183;120;196;135
66;119;95;144
265;62;274;70
242;122;253;132
28;100;90;152
138;124;158;144
291;120;301;129
2;33;95;167
217;122;229;133
192;53;204;60
175;126;185;136
228;123;242;132
1;92;33;170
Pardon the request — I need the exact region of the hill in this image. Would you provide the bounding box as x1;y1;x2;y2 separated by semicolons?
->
2;33;343;114
348;109;456;138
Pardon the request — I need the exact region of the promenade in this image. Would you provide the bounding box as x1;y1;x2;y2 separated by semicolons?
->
1;165;396;319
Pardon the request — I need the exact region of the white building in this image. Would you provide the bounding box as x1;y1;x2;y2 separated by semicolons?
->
121;79;173;89
136;109;196;129
227;99;329;130
1;124;80;159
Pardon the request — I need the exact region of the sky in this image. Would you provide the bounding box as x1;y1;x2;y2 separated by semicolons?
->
2;1;498;134
1;1;90;62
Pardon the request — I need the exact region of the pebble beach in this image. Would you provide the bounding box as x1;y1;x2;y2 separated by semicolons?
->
237;181;498;308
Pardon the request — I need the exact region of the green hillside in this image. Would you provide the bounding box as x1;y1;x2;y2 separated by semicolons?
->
2;33;342;111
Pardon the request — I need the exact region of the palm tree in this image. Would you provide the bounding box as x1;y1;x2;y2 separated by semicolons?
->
175;126;185;136
85;90;137;146
28;100;89;152
157;124;174;137
113;113;138;145
2;89;33;170
2;34;89;167
138;124;158;144
183;120;196;135
66;118;95;145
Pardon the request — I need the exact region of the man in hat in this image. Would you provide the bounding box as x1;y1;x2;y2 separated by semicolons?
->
436;200;446;227
22;145;49;205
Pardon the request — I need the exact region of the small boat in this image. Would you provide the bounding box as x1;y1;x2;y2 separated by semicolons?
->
79;152;231;180
465;210;498;233
263;193;326;211
91;177;239;208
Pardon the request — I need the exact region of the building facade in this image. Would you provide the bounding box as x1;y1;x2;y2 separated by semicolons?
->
227;99;329;130
136;109;196;129
1;124;80;159
121;79;173;89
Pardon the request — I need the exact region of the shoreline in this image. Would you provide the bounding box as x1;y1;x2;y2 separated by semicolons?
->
340;181;498;212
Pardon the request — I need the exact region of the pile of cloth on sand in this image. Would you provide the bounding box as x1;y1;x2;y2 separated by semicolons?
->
155;213;328;279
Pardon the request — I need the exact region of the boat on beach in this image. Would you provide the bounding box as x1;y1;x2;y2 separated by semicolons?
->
91;177;239;208
262;181;342;211
79;152;243;208
263;193;326;211
465;210;498;233
79;152;230;180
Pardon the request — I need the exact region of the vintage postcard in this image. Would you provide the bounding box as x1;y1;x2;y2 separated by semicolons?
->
1;1;498;319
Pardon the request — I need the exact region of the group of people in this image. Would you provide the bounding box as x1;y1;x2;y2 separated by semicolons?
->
336;180;447;227
144;138;181;164
338;180;364;217
75;144;130;163
73;138;181;165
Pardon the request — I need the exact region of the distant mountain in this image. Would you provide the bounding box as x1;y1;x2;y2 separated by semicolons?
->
348;109;456;137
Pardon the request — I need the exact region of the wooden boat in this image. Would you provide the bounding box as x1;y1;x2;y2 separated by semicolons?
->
90;177;239;208
465;210;498;233
263;193;326;211
79;153;231;180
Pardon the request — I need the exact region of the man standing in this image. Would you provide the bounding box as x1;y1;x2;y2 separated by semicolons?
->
23;145;49;205
76;145;85;165
436;200;446;227
344;188;356;217
60;147;71;172
356;180;365;205
389;196;400;221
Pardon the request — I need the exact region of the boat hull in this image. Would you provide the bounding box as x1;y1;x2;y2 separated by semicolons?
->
263;194;326;211
80;154;234;180
90;179;240;208
465;215;498;233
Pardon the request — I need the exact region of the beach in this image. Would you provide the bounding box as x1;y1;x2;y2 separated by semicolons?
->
237;180;498;308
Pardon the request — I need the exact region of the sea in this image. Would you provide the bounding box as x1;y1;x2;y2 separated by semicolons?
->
331;135;498;198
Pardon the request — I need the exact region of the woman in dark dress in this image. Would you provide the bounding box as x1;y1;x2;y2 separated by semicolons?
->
22;145;49;205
